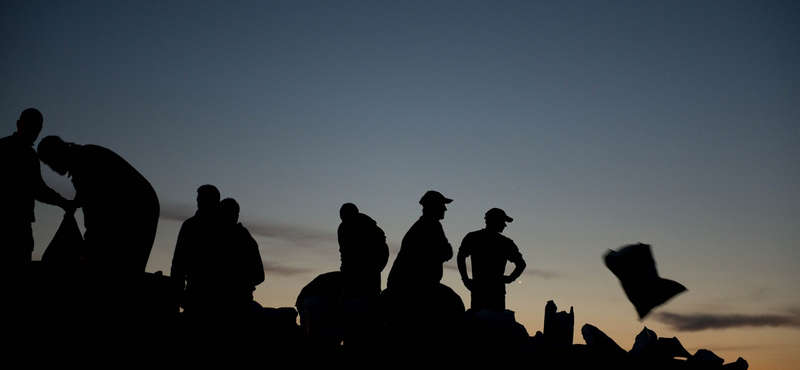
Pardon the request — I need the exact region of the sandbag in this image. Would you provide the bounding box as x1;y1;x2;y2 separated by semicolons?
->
42;212;84;263
604;243;686;319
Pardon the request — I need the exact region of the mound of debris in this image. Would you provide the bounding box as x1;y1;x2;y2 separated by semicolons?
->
524;301;749;370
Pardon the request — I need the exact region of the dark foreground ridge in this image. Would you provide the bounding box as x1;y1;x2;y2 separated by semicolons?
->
7;265;748;369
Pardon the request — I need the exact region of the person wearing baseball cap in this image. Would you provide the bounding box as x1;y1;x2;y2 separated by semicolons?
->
418;190;452;208
383;190;466;354
387;190;453;291
457;207;526;312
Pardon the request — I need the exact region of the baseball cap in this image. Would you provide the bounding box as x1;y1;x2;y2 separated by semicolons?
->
419;190;453;206
485;208;513;222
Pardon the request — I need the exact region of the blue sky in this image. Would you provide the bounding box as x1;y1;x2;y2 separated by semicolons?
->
3;1;798;368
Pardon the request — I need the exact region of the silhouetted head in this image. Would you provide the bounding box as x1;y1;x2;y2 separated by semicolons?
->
420;190;452;220
485;208;513;233
219;197;240;225
16;108;44;144
340;202;359;222
196;184;220;212
37;135;73;176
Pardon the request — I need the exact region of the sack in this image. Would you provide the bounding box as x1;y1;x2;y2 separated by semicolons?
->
604;243;686;319
42;212;84;263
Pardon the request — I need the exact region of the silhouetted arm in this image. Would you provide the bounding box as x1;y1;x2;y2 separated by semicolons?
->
436;223;453;262
33;157;73;211
171;220;192;283
504;242;526;284
242;226;265;286
443;242;453;262
374;224;390;272
377;239;389;272
505;259;526;284
457;235;474;290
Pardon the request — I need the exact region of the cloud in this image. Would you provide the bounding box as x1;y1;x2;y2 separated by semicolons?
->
246;223;336;247
159;203;336;248
158;204;194;222
262;260;315;276
653;311;800;332
442;263;567;280
525;269;569;280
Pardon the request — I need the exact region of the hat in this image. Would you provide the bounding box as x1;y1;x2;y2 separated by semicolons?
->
485;208;513;222
419;190;452;206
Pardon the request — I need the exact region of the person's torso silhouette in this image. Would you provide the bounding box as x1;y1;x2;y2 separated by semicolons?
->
387;191;453;292
457;208;525;312
338;203;389;301
0;109;70;269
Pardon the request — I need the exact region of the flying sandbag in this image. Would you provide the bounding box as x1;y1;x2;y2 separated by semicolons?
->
603;243;686;319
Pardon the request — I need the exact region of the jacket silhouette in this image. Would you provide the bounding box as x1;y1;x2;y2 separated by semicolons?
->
338;203;389;301
387;191;453;291
0;109;71;267
37;136;160;277
457;208;526;312
183;198;264;318
171;184;221;312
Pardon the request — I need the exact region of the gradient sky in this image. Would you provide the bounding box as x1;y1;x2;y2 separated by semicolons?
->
3;1;798;368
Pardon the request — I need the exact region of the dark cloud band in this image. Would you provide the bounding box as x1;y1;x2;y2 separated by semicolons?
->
654;311;800;332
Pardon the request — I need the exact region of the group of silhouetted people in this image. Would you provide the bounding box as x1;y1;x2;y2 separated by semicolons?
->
1;108;160;280
2;108;531;358
0;108;167;359
0;107;730;368
358;190;527;313
171;185;265;322
331;190;527;355
0;108;73;271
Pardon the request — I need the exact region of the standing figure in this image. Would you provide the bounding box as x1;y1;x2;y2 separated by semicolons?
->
337;202;389;301
213;198;265;316
457;208;526;312
387;190;453;292
0;109;72;269
37;136;160;279
171;184;221;313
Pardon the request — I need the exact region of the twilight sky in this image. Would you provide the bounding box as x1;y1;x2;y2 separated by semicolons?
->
2;1;798;368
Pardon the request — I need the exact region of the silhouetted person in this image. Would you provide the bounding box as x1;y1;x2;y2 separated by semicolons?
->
35;135;159;341
215;198;265;314
381;191;464;357
37;136;160;279
171;184;221;313
387;190;453;291
336;203;389;350
457;208;526;312
0;109;73;270
295;271;344;348
187;198;264;320
337;202;389;301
